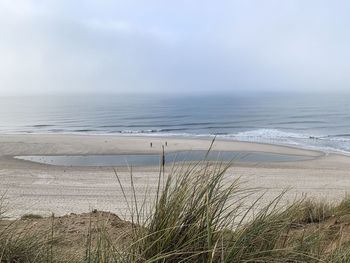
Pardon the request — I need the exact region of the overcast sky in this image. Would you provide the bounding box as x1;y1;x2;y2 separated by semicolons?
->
1;0;350;95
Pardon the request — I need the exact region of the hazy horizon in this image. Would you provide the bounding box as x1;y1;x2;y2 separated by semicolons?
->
1;1;350;95
2;90;350;97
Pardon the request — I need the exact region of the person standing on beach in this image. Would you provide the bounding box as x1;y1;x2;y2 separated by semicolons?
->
150;142;153;147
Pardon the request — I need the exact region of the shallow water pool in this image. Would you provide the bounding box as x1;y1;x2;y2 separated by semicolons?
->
15;151;314;167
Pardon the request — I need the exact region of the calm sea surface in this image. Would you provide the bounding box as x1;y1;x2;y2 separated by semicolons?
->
1;93;349;153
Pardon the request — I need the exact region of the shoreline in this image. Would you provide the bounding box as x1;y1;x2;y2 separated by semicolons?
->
0;131;348;157
0;133;325;156
1;134;350;218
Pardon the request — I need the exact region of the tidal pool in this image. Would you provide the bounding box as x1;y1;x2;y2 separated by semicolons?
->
15;150;313;167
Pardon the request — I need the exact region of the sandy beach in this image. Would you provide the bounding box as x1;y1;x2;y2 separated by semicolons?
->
1;134;350;219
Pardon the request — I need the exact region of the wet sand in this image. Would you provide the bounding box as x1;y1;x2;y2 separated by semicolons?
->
0;134;349;218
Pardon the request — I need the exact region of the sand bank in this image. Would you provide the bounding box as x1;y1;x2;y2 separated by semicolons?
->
0;134;349;218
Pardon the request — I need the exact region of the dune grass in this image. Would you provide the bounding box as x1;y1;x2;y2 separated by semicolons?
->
1;152;350;262
20;214;44;220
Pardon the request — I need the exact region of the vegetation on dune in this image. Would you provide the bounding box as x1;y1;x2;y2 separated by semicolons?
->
1;152;350;262
20;214;44;220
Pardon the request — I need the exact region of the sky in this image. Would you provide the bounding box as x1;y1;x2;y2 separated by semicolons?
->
0;0;350;95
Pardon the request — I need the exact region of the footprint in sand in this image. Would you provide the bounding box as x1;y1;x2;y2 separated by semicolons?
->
32;174;55;185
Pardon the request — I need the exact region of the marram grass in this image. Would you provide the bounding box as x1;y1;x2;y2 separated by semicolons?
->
1;155;350;263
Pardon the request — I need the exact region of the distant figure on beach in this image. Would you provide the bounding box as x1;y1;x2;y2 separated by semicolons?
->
150;142;153;147
165;141;167;147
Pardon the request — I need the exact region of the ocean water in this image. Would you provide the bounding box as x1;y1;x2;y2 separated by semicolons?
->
1;93;349;154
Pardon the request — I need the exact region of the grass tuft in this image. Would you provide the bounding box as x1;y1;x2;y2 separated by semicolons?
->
21;214;44;220
2;149;350;262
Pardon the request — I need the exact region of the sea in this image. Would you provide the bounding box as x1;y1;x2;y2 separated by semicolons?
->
1;93;349;154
